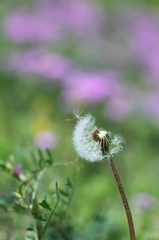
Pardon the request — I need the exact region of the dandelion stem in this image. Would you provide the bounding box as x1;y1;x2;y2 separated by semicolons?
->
109;156;136;240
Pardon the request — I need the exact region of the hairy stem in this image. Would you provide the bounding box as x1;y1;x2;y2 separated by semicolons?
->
109;156;136;240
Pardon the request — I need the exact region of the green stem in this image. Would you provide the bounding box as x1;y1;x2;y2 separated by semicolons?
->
39;192;60;239
109;156;136;240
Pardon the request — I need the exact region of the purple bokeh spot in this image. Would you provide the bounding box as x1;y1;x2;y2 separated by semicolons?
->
34;131;58;150
145;92;159;118
13;164;22;177
133;192;156;209
106;96;133;122
67;1;105;35
9;49;72;80
3;0;105;43
4;12;62;43
131;13;159;87
62;70;120;104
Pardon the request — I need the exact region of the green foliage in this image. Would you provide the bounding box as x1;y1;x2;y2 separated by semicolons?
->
75;215;122;240
39;200;52;211
0;149;76;239
32;212;46;222
26;227;35;232
1;0;159;239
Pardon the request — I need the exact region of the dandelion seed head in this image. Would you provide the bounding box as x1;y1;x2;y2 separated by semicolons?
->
72;113;124;162
112;134;125;145
73;109;83;119
98;130;107;138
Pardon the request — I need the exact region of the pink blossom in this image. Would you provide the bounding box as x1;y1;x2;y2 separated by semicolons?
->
3;1;105;43
132;193;156;209
62;70;119;104
34;131;58;149
144;92;159;118
9;49;72;80
13;164;22;178
131;13;159;87
67;1;105;35
4;11;62;43
106;96;133;122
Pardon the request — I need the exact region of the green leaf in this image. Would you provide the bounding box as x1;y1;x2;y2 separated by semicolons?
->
44;159;52;166
18;182;26;196
46;148;53;161
13;191;22;199
66;178;73;188
38;149;44;168
30;152;38;165
39;200;52;211
13;204;28;213
32;211;46;221
26;227;35;232
38;149;44;159
39;158;43;168
60;190;69;197
0;160;6;169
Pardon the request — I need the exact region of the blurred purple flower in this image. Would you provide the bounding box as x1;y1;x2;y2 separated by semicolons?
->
35;0;105;36
106;95;133;122
132;192;156;209
67;1;105;35
9;49;72;80
62;70;120;104
144;92;159;118
131;13;159;87
13;164;22;178
34;131;58;149
3;1;105;43
4;11;62;43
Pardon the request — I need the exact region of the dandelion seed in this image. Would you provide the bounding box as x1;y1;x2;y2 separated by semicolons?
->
72;112;124;162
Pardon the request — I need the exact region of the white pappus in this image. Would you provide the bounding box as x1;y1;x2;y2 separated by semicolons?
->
72;112;124;162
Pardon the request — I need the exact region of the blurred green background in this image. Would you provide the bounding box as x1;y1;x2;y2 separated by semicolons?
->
1;0;159;239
